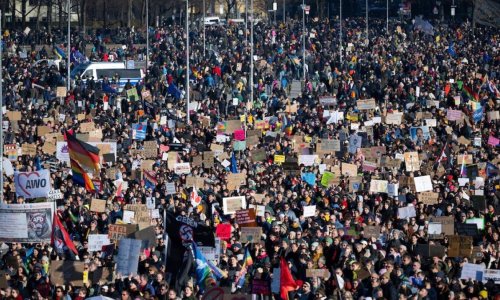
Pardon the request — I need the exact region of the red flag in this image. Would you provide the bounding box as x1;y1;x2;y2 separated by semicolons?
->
280;258;302;300
51;212;79;255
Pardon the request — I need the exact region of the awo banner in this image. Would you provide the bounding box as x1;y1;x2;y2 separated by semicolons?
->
15;170;51;199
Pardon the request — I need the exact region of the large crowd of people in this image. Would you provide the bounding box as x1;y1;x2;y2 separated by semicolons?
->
0;11;499;300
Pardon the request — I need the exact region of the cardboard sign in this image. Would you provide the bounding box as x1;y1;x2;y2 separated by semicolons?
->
342;162;358;176
6;111;22;121
227;173;246;190
240;227;262;243
80;122;97;133
306;269;330;278
419;192;439;205
357;99;376;110
56;86;67;97
404;152;420;171
91;198;107;212
318;139;341;153
429;216;454;236
363;225;380;239
37;126;52;136
143;141;158;158
50;261;85;286
108;224;137;241
385;113;403;125
223;196;246;215
369;180;388;193
186;176;205;188
21;143;37;156
235;209;257;227
203;151;215;168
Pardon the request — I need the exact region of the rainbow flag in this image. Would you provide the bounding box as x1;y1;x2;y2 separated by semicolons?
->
192;242;217;292
71;158;97;193
463;85;479;102
235;246;253;288
66;131;100;174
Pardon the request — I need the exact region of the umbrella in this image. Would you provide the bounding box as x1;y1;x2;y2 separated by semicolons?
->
86;296;114;300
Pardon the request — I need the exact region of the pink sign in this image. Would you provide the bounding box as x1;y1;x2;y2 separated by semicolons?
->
488;135;499;147
234;129;246;141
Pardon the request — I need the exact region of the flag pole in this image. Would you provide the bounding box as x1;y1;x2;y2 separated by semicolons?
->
0;9;3;204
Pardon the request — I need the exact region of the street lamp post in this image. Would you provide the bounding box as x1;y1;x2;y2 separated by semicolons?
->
386;0;389;34
67;0;71;91
186;0;190;124
250;0;254;104
302;0;306;82
366;0;368;38
0;9;3;204
339;0;342;64
146;0;149;75
203;0;206;56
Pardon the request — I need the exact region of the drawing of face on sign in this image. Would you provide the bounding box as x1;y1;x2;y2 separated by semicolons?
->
27;212;51;239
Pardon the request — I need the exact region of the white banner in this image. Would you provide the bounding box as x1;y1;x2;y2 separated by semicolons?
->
56;141;117;164
88;234;111;252
15;170;51;199
0;202;54;243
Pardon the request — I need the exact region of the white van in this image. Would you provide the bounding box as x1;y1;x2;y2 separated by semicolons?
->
70;62;126;79
204;17;221;26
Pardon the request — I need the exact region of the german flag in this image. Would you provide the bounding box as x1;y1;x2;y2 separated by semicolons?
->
66;131;100;174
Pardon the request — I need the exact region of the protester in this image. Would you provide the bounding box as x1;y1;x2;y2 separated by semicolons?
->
0;11;499;300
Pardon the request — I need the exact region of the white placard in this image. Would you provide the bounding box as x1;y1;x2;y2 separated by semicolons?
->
88;234;111;252
483;269;500;284
298;155;319;166
146;197;155;209
216;135;230;143
414;175;433;192
150;209;160;219
222;196;247;215
48;189;64;201
14;170;52;199
303;205;316;217
460;263;485;281
174;163;191;175
458;178;470;186
428;222;442;234
0;202;54;243
256;205;266;217
123;210;135;223
3;158;13;176
398;205;416;219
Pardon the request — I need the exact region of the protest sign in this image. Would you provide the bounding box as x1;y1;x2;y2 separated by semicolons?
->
317;139;341;153
414;175;433;192
363;225;380;239
303;205;316;217
448;236;473;257
369;180;388;193
14;170;51;199
342;163;358;176
298;155;318;166
116;239;142;276
404;152;420;171
88;234;111;252
447;110;463;121
226;173;246;190
240;227;262;243
0;202;54;243
223;196;247;215
50;261;84;286
174;163;191;175
306;269;330;278
357;99;376;110
235;209;257;227
90;199;107;213
108;224;137;241
483;269;500;284
398;205;416;219
48;189;64;201
274;155;285;164
460;263;485;281
385;113;403;125
21;143;37;156
418;192;439;204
